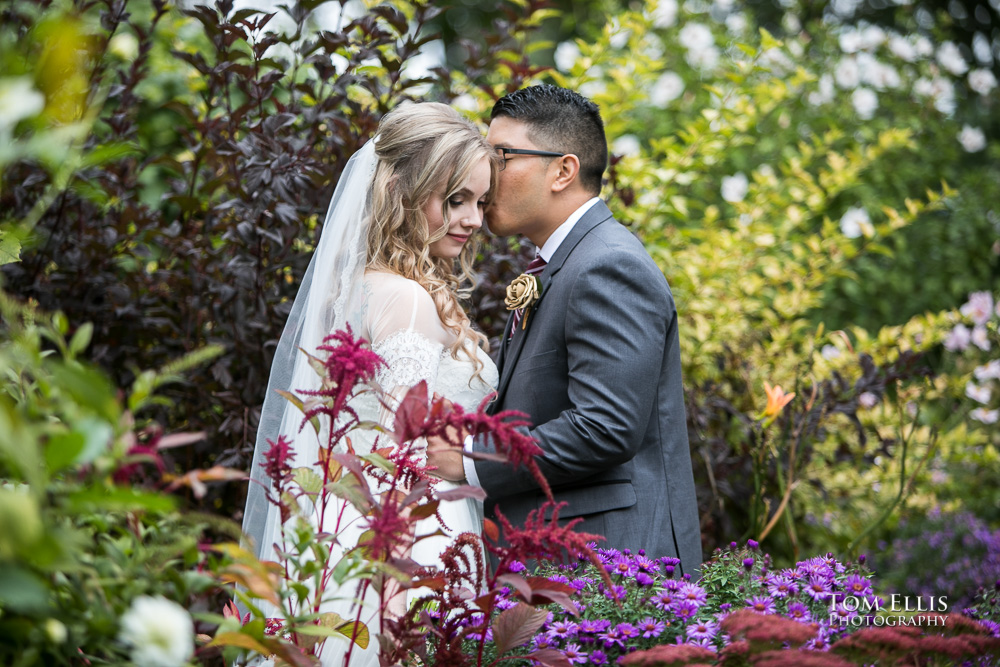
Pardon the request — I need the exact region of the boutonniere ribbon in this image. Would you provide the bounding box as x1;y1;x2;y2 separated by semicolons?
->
505;274;542;330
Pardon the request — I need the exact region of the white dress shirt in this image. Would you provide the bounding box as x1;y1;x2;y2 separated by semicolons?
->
462;196;602;488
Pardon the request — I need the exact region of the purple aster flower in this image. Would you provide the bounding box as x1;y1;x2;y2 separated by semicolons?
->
672;600;700;621
634;555;659;573
662;578;683;592
831;601;857;622
569;577;592;592
635;572;655;586
766;575;798;599
745;595;776;614
743;557;755;570
786;601;812;622
508;560;527;573
549;574;570;584
804;574;833;602
601;584;627;601
686;618;719;641
637;617;665;639
548;620;579;641
652;590;677;611
589;650;608;665
609;555;637;578
747;539;760;550
563;643;587;664
578;618;611;635
533;633;555;649
843;573;872;596
979;620;1000;637
679;582;708;606
719;603;732;612
496;596;517;611
615;623;640;641
600;626;625;649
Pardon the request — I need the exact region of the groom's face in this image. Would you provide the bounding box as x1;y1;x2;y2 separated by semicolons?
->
485;117;553;240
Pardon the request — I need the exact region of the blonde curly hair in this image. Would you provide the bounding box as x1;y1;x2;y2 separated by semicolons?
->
366;102;499;371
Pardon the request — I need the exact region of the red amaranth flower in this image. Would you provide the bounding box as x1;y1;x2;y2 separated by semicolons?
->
297;325;385;430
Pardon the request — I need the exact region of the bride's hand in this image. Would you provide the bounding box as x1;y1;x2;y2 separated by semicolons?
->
426;434;467;482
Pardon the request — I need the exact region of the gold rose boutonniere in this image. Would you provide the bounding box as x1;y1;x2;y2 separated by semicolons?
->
505;274;542;329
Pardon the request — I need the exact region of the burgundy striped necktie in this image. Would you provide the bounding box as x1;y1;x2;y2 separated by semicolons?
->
509;255;547;339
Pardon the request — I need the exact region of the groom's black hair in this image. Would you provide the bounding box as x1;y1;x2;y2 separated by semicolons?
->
491;84;608;195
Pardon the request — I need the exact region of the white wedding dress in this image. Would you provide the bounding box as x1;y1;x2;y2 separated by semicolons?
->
307;271;498;667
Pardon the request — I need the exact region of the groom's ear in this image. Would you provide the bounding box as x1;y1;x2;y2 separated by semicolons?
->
549;154;582;193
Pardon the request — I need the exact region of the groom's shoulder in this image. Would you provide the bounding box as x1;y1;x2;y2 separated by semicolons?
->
580;216;660;268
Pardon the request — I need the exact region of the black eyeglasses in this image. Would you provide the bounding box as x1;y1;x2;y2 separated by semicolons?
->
495;147;566;171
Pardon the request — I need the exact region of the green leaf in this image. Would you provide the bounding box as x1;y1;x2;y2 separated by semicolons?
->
0;229;22;265
68;322;93;356
65;486;176;514
0;567;50;614
293;466;323;495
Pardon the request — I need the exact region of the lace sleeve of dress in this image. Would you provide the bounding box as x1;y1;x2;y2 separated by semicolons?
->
372;329;444;401
366;276;448;419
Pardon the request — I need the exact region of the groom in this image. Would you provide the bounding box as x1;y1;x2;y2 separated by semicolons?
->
431;85;701;574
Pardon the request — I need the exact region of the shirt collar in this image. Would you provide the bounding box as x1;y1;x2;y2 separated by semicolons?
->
537;197;601;262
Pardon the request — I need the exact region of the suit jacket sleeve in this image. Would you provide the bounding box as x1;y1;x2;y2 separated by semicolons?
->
473;245;673;496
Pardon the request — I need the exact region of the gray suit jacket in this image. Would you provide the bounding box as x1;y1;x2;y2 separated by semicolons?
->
473;201;702;574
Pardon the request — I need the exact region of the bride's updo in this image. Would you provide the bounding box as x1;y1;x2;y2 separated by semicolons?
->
366;102;498;362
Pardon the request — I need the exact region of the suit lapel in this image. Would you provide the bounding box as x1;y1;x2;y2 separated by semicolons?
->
494;200;614;405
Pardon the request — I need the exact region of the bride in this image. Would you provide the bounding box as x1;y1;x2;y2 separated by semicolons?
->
241;102;500;666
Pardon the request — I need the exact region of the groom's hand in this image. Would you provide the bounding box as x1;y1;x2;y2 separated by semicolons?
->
427;435;467;482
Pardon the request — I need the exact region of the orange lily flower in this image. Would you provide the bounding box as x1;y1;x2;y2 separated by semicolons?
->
763;381;796;418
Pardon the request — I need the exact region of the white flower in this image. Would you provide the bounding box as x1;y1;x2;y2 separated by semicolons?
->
962;291;995;325
651;0;679;28
944;323;971;351
821;344;842;360
974;360;1000;381
579;78;607;98
888;34;918;62
0;77;46;133
686;45;720;71
914;76;956;115
831;0;861;17
958;125;986;152
782;13;802;34
839;28;864;53
859;56;901;90
858;391;879;409
554;41;581;72
840;206;872;238
972;326;991;351
451;94;479;112
860;25;886;49
973;32;993;65
108;33;139;61
612;134;641;158
971;407;1000;424
608;25;631;49
679;22;715;50
968;69;998;96
650;71;685;106
725;12;748;33
937;41;968;76
808;74;836;106
760;48;794;76
967;381;992;404
118;596;194;667
851;87;879;119
835;57;861;89
914;36;934;57
721;172;749;203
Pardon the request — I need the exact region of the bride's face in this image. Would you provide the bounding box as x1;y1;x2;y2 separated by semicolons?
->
425;155;491;260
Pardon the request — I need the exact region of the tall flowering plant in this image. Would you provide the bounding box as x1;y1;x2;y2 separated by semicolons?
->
216;327;603;666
